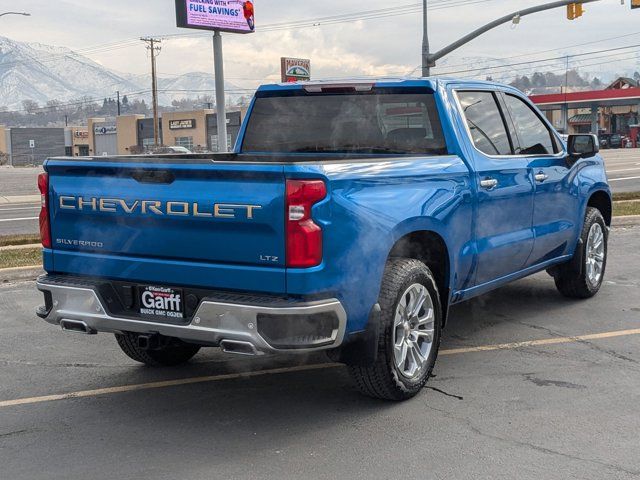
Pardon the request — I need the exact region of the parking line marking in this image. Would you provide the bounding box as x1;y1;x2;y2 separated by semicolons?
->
0;217;38;223
439;328;640;355
0;363;343;409
1;328;640;409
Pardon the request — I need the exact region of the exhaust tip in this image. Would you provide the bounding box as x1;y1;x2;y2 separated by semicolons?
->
60;319;96;335
220;339;260;356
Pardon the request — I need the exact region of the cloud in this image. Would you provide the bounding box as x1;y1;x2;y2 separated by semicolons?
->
2;0;639;92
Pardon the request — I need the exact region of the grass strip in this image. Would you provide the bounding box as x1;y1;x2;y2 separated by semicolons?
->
0;234;41;248
613;201;640;217
0;248;41;269
613;192;640;202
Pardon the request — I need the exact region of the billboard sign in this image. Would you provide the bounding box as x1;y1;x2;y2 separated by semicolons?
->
281;58;311;83
175;0;255;34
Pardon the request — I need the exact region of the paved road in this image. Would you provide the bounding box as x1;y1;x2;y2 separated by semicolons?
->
602;149;640;193
0;203;40;236
0;150;638;237
0;226;639;479
0;166;42;196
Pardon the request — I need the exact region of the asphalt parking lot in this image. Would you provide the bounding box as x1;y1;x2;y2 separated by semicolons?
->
0;225;639;479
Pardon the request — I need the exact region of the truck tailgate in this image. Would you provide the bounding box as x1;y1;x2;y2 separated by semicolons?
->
45;159;286;293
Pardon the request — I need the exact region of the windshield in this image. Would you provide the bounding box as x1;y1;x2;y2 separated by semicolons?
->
241;92;447;155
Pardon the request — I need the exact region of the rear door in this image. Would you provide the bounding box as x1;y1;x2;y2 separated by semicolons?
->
500;92;578;265
455;90;535;286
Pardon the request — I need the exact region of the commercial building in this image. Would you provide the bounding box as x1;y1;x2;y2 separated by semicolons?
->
90;109;246;155
160;109;244;152
64;127;90;156
1;127;65;166
531;77;640;146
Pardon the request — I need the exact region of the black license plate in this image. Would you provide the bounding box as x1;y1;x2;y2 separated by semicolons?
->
139;285;184;319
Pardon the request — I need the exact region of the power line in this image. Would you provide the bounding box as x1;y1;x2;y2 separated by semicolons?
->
436;43;640;76
430;30;640;72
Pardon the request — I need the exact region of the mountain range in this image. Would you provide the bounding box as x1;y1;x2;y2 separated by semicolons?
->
0;36;246;111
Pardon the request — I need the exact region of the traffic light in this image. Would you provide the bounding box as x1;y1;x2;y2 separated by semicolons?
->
567;2;584;19
632;0;640;10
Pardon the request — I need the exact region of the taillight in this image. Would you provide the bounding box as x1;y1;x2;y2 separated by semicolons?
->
286;179;326;268
37;173;51;248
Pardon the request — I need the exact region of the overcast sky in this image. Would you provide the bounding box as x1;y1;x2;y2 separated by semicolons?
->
2;0;639;88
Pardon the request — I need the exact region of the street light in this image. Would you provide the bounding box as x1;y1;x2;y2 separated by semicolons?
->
0;12;31;18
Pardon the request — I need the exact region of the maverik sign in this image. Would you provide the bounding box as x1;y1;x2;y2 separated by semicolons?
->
175;0;255;34
281;57;311;82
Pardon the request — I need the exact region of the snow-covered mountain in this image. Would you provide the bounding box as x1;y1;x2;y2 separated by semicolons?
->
0;36;246;110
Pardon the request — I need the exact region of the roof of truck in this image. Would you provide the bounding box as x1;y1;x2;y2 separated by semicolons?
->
256;77;513;93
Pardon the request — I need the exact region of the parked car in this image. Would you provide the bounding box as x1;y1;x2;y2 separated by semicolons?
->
609;134;623;149
35;79;611;401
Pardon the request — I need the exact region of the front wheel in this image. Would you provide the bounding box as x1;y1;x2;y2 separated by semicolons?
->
554;207;608;299
349;258;442;401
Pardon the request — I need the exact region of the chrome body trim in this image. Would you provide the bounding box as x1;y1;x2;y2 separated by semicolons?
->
36;281;347;355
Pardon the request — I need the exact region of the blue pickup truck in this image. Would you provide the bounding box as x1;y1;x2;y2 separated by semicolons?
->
36;78;611;400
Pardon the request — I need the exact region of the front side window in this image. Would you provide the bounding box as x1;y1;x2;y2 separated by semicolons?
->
241;92;447;156
504;94;557;155
457;91;511;156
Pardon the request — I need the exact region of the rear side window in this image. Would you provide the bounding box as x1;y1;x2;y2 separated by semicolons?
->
457;91;511;156
241;92;447;155
503;94;557;155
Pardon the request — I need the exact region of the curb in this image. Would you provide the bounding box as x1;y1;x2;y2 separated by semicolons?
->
612;215;640;227
0;265;43;284
0;195;40;205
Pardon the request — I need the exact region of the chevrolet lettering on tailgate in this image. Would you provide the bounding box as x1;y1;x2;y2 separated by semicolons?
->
58;196;262;219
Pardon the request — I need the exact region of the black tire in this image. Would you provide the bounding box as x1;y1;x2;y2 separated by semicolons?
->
349;258;442;401
554;207;608;299
115;332;201;366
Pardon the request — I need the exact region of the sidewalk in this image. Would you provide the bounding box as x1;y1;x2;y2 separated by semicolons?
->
0;194;40;205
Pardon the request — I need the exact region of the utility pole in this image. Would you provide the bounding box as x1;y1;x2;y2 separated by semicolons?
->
116;90;121;116
213;31;228;152
141;38;162;147
424;0;602;76
422;0;431;77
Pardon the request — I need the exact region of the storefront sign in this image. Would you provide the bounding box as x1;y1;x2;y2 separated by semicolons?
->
74;130;89;139
175;0;255;34
281;58;311;83
94;125;117;135
169;119;196;130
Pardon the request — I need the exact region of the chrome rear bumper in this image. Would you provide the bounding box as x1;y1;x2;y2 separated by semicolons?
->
36;276;347;355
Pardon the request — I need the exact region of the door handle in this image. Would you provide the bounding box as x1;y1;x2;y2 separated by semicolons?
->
480;178;498;190
535;172;549;183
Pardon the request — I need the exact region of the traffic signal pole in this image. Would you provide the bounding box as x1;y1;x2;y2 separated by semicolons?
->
422;0;603;77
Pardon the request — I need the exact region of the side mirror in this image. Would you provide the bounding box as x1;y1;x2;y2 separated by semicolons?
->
567;134;599;161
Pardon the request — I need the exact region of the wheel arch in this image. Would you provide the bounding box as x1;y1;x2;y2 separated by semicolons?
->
587;189;612;227
387;230;451;326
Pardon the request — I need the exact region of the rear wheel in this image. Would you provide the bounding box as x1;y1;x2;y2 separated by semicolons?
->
349;258;442;401
554;207;608;299
115;332;201;366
